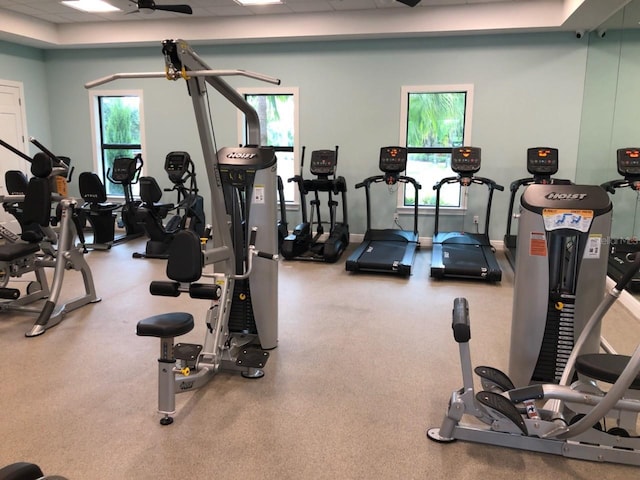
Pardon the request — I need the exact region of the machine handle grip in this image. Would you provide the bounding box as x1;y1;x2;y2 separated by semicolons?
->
249;227;257;247
433;176;459;190
614;252;640;291
600;180;620;194
452;297;470;343
257;251;278;260
510;178;533;192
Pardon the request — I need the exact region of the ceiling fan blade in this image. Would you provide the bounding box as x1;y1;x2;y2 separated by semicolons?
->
396;0;421;6
153;5;193;14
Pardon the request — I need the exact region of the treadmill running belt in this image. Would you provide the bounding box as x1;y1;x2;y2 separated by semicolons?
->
357;240;410;270
442;244;487;275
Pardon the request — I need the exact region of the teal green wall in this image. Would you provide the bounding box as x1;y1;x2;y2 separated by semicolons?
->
5;32;591;239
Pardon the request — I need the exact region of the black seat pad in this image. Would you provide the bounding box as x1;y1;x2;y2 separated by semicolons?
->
0;242;40;261
576;353;640;390
136;312;194;338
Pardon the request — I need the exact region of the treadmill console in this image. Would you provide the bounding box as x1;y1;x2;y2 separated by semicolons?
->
309;149;337;177
165;151;192;184
617;148;640;177
451;147;481;175
527;147;558;176
379;147;407;173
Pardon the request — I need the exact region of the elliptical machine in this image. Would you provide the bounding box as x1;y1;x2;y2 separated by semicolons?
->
281;146;349;263
601;147;640;293
133;151;206;259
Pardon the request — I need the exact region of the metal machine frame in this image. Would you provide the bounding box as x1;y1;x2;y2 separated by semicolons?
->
86;39;279;424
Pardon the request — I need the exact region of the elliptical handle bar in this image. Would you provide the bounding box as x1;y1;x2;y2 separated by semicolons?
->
0;138;33;163
29;137;67;170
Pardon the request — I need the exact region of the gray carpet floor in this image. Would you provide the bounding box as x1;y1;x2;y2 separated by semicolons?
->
1;238;639;479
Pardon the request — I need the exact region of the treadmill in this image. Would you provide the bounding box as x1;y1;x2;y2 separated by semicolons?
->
504;147;572;270
430;146;504;282
601;147;640;293
345;146;421;275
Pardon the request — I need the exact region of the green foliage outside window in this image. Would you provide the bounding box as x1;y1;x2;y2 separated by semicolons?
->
99;96;141;196
245;94;296;202
405;91;467;207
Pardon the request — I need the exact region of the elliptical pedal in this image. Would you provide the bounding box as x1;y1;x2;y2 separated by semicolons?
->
476;391;528;435
474;365;516;392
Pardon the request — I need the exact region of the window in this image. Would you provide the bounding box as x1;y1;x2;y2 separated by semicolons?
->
399;85;473;208
89;90;144;196
238;88;299;203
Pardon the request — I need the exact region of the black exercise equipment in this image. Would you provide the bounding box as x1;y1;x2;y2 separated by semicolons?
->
276;175;288;249
78;154;145;250
133;151;206;259
2;170;33;241
0;462;67;480
504;147;572;269
281;146;349;263
0;137;100;337
345;146;421;275
601;147;640;293
430;146;504;282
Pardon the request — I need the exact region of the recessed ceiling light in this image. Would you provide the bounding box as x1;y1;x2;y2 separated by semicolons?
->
61;1;121;13
234;0;284;5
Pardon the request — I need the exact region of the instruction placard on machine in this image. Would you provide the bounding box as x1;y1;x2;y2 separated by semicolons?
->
528;209;601;259
542;209;593;233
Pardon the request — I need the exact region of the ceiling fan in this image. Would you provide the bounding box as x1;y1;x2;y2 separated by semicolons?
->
128;0;193;15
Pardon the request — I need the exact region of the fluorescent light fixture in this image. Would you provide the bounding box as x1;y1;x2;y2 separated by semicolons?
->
234;0;284;5
61;1;121;13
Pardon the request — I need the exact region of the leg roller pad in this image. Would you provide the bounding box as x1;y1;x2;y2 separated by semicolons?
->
136;312;194;338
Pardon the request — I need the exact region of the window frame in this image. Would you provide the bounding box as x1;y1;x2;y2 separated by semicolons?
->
88;89;146;198
236;86;300;207
398;84;474;213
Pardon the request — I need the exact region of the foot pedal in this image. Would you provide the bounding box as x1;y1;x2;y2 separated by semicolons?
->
475;366;515;392
174;343;203;362
476;391;528;435
236;347;269;369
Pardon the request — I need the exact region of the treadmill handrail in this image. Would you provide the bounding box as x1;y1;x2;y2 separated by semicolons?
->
433;174;503;236
601;178;633;194
510;177;535;192
356;174;421;234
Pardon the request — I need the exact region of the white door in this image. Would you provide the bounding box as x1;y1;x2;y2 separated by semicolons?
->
0;81;29;234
